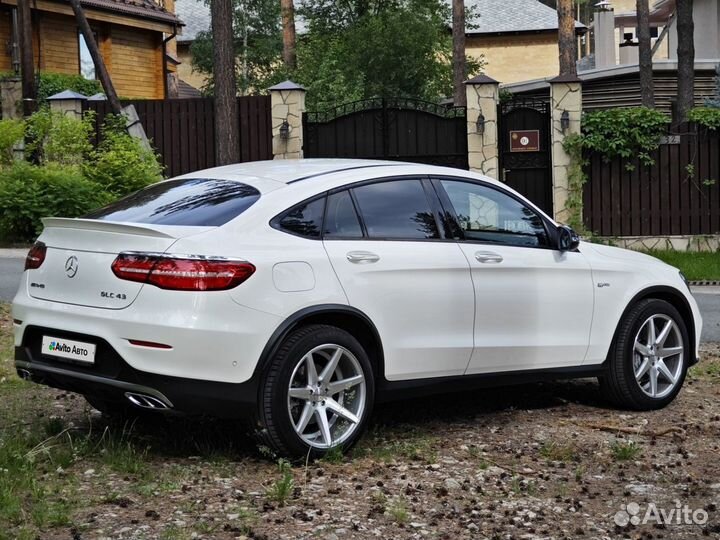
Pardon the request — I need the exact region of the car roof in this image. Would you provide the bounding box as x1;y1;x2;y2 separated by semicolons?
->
175;159;436;187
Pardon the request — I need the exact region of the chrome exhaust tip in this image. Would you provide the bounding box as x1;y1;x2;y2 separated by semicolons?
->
125;392;171;410
16;368;32;381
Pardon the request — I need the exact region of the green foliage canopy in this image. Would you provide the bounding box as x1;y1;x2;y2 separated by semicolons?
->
191;0;483;109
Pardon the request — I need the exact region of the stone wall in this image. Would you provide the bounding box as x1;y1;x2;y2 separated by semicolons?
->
269;81;306;160
597;235;720;253
465;76;499;179
550;78;582;224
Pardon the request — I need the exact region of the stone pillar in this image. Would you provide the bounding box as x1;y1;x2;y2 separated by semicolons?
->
550;75;582;224
0;78;23;119
268;80;306;160
464;74;500;179
46;90;88;120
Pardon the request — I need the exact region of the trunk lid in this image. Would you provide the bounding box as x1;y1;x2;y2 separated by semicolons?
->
27;218;212;309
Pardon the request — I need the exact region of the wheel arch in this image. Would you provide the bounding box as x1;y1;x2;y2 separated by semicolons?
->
254;304;385;382
614;285;697;361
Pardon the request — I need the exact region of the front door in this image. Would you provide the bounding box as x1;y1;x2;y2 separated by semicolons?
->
434;177;595;374
322;178;475;381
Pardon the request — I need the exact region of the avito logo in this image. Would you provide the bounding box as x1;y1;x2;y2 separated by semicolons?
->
48;341;72;353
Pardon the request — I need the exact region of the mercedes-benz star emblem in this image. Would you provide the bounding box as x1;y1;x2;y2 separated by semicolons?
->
65;256;79;278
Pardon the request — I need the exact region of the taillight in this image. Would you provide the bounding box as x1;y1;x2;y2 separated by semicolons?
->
111;253;255;291
25;242;46;270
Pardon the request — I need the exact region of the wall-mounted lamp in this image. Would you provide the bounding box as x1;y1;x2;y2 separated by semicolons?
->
279;119;290;140
560;110;570;132
476;112;485;135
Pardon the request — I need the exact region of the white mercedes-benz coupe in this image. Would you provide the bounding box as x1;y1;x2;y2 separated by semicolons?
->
12;160;702;456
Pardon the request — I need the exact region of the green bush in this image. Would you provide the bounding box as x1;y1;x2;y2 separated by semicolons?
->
0;119;25;166
580;107;669;166
0;162;111;243
37;72;103;103
83;114;163;197
688;107;720;130
26;108;95;166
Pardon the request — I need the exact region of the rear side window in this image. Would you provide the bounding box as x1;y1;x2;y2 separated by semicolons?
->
273;197;326;238
324;190;363;238
352;180;439;239
85;178;261;226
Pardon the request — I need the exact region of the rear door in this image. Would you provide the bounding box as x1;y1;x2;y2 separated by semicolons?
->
433;177;594;374
322;177;475;381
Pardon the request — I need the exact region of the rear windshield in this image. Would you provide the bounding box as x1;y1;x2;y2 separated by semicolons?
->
84;178;261;226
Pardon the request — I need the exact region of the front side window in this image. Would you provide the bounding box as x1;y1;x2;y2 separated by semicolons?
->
85;178;261;226
79;32;96;80
440;180;548;247
352;180;439;240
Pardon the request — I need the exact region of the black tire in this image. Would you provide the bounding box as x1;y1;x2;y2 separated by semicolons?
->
599;298;690;410
255;324;375;458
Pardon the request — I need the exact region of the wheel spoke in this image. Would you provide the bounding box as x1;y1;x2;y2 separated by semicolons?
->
327;374;364;395
289;386;313;400
315;407;332;446
635;342;652;357
658;346;683;359
655;320;674;346
647;319;657;347
325;397;360;424
319;347;343;382
305;353;319;386
294;402;314;433
635;358;651;379
656;359;676;384
649;366;658;397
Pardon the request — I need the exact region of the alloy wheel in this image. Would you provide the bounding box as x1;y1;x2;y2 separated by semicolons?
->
632;314;684;399
287;344;367;449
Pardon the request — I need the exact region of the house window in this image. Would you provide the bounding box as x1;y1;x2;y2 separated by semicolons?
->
79;32;96;80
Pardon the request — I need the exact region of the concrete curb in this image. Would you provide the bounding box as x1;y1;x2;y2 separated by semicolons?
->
689;281;720;287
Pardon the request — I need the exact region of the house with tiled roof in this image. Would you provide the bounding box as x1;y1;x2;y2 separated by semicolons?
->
173;0;210;95
464;0;586;83
0;0;182;99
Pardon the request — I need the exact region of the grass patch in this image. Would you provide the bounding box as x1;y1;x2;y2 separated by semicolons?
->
610;440;642;461
539;441;577;462
386;496;409;524
642;249;720;281
356;429;438;463
265;458;295;506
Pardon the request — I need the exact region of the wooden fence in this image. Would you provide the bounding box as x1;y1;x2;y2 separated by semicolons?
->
583;125;720;236
85;96;272;177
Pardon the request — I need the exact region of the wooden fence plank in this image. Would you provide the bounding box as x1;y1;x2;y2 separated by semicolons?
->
85;96;271;177
583;125;720;237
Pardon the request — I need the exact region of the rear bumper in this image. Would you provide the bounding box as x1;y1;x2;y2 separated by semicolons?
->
14;330;260;418
12;281;282;384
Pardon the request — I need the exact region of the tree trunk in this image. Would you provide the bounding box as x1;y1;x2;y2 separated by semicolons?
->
281;0;297;70
17;0;36;116
675;0;695;123
212;0;240;165
636;0;654;107
452;0;466;106
69;0;122;114
557;0;577;77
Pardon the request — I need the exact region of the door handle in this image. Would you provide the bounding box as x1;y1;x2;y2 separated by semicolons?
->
346;251;380;264
475;251;503;264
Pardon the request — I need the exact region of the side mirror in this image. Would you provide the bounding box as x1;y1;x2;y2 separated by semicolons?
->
557;225;580;252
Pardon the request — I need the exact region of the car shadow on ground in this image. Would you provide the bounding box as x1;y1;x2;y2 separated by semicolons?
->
82;377;609;462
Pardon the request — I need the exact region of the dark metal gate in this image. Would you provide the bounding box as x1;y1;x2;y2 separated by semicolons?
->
498;98;552;214
303;97;468;169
